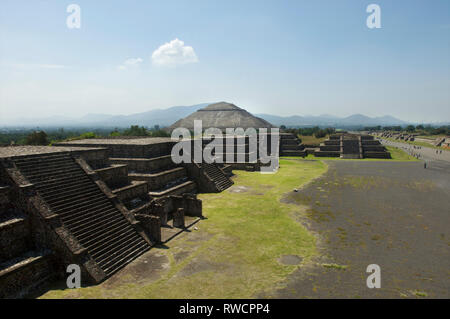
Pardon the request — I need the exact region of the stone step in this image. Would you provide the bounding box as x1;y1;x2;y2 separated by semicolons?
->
314;151;340;157
42;184;101;205
109;155;175;173
95;164;129;188
12;153;70;164
48;192;108;211
16;160;77;173
54;198;112;219
0;185;11;195
281;144;303;151
112;181;149;202
280;150;306;157
96;235;144;267
149;180;197;198
128;167;186;191
41;182;98;199
72;213;127;239
16;159;80;173
58;199;111;219
60;204;115;228
83;223;134;250
32;173;90;187
76;217;129;243
90;229;136;258
38;173;91;188
0;216;30;264
0;250;53;299
101;242;149;276
64;207;118;231
21;167;84;181
281;139;300;145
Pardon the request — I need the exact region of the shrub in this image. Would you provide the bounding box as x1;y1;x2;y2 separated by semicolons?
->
25;131;49;145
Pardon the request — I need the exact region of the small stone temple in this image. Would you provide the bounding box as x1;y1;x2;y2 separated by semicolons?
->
315;133;391;159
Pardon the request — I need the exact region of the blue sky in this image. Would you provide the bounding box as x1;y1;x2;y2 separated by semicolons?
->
0;0;449;123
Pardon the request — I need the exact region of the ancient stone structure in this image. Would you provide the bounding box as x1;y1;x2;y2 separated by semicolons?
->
315;134;390;159
0;143;210;298
279;133;306;157
377;131;418;142
168;102;274;131
1;106;282;297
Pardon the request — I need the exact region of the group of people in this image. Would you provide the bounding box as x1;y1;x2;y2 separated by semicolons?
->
378;138;447;169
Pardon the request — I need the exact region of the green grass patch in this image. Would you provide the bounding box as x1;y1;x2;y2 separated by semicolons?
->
40;159;327;299
384;146;419;161
412;290;428;297
321;263;347;270
298;135;328;146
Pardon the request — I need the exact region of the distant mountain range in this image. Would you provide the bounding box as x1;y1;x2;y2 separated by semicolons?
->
0;103;415;128
256;113;408;127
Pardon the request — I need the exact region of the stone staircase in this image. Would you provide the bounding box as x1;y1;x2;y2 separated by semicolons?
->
341;139;361;159
12;153;150;277
201;163;233;192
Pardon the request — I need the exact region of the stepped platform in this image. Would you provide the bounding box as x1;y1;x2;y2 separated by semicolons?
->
314;134;390;159
95;164;129;189
0;250;53;299
149;180;197;198
112;180;149;202
279;133;305;157
280;150;306;157
54;137;175;159
0;150;152;284
129;167;187;191
110;155;174;173
0;143;209;296
0;214;29;263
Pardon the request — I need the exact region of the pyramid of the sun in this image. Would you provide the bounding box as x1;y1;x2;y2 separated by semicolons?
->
168;102;275;131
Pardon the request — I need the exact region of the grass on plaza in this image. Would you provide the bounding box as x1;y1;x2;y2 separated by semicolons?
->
298;135;328;146
40;159;327;299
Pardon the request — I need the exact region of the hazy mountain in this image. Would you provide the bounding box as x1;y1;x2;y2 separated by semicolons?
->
1;102;409;128
256;113;407;127
1;103;211;128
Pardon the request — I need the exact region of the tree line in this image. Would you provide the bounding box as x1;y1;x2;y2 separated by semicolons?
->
280;126;336;138
0;125;170;146
363;125;450;135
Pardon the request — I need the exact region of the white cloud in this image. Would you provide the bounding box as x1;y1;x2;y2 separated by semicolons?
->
118;57;143;70
151;38;198;67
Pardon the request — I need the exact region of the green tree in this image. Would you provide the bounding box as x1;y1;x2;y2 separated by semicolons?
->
123;125;149;136
26;131;49;145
